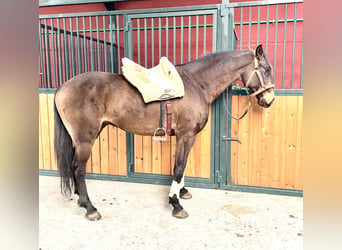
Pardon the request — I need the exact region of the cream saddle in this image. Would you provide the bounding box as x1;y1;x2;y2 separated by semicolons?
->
121;57;184;103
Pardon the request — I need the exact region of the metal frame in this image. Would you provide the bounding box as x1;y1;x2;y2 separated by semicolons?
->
39;0;303;196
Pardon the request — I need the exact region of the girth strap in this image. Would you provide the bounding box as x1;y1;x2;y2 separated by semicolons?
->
165;102;172;136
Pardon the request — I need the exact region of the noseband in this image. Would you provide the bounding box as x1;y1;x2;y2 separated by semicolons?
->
245;57;275;97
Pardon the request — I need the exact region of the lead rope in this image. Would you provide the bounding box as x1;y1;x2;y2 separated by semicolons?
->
223;86;251;121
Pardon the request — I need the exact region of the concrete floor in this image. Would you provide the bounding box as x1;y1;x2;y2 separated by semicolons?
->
39;175;303;250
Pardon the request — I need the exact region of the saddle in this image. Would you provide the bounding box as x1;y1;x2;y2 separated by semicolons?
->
121;57;184;103
122;57;184;141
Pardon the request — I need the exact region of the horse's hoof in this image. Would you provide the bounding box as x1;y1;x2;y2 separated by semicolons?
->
172;209;189;219
180;191;192;199
85;210;102;221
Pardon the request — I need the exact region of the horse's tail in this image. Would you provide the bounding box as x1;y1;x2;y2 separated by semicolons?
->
54;98;75;197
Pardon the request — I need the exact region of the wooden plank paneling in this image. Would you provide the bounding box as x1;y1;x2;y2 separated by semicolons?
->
231;95;303;190
39;93;127;176
134;111;211;178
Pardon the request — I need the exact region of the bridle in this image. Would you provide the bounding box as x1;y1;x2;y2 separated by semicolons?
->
245;56;275;97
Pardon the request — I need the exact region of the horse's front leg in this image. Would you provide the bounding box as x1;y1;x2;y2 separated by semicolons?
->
169;133;196;218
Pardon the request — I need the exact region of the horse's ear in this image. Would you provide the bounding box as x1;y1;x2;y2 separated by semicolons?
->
255;44;264;60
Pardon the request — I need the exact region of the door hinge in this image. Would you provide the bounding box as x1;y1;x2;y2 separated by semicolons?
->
125;21;131;32
222;136;242;144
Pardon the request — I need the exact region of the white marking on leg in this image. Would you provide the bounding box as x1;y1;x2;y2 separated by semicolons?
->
169;173;185;199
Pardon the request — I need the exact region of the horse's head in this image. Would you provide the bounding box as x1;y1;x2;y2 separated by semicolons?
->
243;45;275;108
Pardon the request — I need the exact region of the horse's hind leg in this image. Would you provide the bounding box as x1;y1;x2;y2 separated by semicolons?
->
169;133;196;218
73;142;101;221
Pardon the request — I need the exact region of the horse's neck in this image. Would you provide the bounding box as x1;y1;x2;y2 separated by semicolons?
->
180;51;253;103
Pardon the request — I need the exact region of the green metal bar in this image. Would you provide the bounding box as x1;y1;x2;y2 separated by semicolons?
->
158;17;161;59
188;16;191;61
212;11;217;52
39;21;44;87
76;17;82;75
240;7;243;49
116;15;121;73
63;18;69;81
70;17;76;77
165;17;169;57
83;16;88;72
273;5;279;84
151;18;154;66
57;18;63;83
103;16;108;72
144;18;147;67
180;16;184;64
89;16;95;71
248;6;251;49
266;5;269;52
96;16;101;71
257;6;260;45
196;15;199;58
173;16;176;64
44;19;52;88
282;4;288;89
137;19;141;64
234;18;302;26
109;15;114;73
291;3;298;89
203;15;207;54
50;19;57;87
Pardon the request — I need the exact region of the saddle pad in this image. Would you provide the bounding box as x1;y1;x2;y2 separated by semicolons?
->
121;57;184;103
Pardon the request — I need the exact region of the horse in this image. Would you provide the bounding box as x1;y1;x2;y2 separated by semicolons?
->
54;44;275;220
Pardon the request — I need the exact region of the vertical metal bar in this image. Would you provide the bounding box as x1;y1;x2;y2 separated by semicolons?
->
144;18;147;67
273;5;279;84
203;14;207;54
89;16;95;71
158;17;161;59
83;16;88;72
57;18;63;83
173;16;176;64
109;15;114;73
103;16;108;72
70;17;76;77
188;16;191;61
44;19;51;88
96;16;101;71
239;7;243;50
50;19;56;88
41;22;47;87
196;15;199;58
151;18;154;66
137;18;141;64
38;20;44;88
180;16;184;64
76;17;82;75
240;7;243;50
291;3;298;89
257;6;260;45
165;17;169;58
282;4;288;89
248;6;252;49
63;18;70;80
212;11;217;52
266;5;270;52
116;15;121;73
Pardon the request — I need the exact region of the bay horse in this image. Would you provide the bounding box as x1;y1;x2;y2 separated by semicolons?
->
54;44;275;220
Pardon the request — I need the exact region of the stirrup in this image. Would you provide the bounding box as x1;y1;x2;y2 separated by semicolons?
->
153;127;167;141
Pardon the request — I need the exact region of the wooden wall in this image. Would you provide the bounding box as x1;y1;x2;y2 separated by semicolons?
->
39;93;127;175
230;95;303;190
39;93;211;178
134;110;211;178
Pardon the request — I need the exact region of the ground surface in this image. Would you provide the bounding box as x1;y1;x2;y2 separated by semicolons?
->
39;175;303;250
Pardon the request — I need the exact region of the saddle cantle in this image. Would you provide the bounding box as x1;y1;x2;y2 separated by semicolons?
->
121;57;184;103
